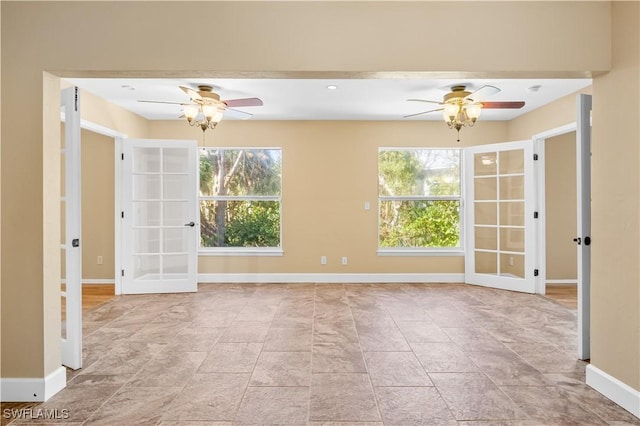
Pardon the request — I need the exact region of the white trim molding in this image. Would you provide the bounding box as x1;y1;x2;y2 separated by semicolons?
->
81;279;115;285
586;364;640;418
1;366;66;402
198;273;465;284
546;279;577;285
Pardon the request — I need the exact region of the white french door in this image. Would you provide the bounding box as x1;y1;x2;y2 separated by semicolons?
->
60;87;82;369
465;140;537;293
121;139;198;294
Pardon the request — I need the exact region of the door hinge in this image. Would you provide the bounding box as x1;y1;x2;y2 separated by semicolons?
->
533;153;539;161
121;269;125;277
534;269;539;277
74;87;79;112
121;153;124;160
121;211;124;219
533;211;539;219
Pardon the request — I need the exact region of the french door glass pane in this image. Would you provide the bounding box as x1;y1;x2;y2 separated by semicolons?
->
134;228;160;253
130;144;192;285
134;255;160;280
499;149;524;174
134;147;161;172
474;202;497;225
473;153;497;176
475;251;497;274
473;149;526;278
500;227;525;252
162;254;188;276
164;228;188;252
475;227;497;250
133;201;161;226
500;202;525;226
133;175;161;200
500;253;525;278
499;176;524;200
163;147;189;173
163;174;189;200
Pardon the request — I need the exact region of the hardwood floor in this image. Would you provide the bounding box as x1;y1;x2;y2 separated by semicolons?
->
82;284;115;312
545;284;577;309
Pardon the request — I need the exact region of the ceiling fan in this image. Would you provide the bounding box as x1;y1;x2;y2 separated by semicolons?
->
139;85;263;132
405;84;525;142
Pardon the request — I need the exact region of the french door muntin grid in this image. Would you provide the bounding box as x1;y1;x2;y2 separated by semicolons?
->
474;150;526;278
132;147;190;281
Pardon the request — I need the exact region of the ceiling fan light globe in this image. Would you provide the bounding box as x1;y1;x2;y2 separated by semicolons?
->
202;104;217;121
184;104;199;121
466;103;482;120
212;108;224;123
443;103;459;121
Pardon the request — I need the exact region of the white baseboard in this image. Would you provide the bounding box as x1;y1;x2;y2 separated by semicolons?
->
546;279;577;285
586;364;640;418
61;279;115;285
198;273;465;284
1;366;66;402
82;279;115;285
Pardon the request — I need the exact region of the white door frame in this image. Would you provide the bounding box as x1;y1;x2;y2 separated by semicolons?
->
532;94;592;360
532;122;577;295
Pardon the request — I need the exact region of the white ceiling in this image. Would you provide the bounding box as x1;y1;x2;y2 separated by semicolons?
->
65;77;591;122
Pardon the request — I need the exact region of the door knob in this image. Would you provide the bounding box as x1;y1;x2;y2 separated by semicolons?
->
184;221;195;227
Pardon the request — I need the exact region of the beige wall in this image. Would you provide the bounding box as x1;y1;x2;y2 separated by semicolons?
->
508;86;592;141
150;120;508;274
545;132;577;281
1;0;632;398
81;129;115;280
591;1;640;390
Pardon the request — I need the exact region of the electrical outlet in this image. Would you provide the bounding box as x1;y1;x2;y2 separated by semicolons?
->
321;256;327;265
97;255;103;265
364;201;370;210
342;256;348;265
509;256;514;266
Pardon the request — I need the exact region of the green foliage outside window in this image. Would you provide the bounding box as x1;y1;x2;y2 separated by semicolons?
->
378;149;461;248
199;149;281;248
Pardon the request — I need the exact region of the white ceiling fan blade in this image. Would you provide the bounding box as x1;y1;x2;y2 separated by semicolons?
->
466;85;500;101
407;98;442;105
225;108;253;120
179;85;203;102
404;108;443;118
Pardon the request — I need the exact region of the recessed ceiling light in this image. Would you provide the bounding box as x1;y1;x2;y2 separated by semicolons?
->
120;84;135;91
326;85;338;90
527;85;542;92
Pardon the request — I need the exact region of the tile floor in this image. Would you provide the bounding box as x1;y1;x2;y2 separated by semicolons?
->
4;283;639;425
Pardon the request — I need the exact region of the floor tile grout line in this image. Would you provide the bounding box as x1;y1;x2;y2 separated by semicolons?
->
346;283;384;424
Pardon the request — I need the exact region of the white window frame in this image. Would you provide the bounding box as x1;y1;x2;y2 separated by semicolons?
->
198;146;283;256
377;147;464;256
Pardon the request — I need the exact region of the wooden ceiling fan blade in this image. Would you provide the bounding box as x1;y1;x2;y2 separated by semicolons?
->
407;98;442;105
481;101;525;109
404;108;443;118
224;98;263;108
179;85;203;101
467;85;500;100
138;100;187;106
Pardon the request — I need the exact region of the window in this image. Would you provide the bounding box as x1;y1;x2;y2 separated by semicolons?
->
199;148;282;252
378;148;462;252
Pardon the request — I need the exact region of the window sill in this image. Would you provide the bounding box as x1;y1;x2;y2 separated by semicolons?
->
377;249;464;257
199;249;284;257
